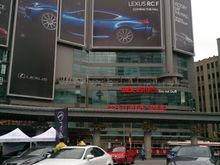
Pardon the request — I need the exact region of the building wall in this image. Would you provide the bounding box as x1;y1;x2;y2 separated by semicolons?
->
195;56;220;138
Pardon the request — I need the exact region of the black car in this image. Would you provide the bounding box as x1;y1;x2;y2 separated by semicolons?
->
167;145;219;165
166;146;180;164
2;147;52;165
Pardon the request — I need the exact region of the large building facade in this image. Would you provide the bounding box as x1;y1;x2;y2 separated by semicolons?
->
195;38;220;139
0;0;206;157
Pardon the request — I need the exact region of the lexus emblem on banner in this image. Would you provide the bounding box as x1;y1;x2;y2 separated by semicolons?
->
55;108;68;141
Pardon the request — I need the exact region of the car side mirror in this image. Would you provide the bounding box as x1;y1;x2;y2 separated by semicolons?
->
86;154;94;160
47;154;51;158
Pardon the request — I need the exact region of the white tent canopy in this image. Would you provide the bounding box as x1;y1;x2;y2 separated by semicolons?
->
31;127;56;142
0;128;31;142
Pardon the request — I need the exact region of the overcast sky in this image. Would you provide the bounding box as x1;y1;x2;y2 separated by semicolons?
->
191;0;220;61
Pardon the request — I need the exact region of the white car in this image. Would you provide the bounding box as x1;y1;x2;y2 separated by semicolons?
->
34;145;113;165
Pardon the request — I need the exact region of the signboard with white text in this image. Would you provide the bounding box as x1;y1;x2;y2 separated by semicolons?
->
172;0;194;55
7;0;58;99
92;0;163;49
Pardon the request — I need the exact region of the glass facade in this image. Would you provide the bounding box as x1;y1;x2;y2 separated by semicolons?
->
54;48;194;109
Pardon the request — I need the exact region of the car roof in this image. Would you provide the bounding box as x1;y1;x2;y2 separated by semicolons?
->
62;145;101;149
179;145;209;148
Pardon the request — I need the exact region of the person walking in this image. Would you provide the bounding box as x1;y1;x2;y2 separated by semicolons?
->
141;147;145;160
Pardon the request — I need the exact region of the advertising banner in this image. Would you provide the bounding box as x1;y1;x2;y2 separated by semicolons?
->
55;108;68;141
92;0;163;49
59;0;86;47
7;0;58;99
0;0;12;47
172;0;194;55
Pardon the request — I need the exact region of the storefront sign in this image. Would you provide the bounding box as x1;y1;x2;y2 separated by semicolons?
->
107;104;167;111
121;87;177;94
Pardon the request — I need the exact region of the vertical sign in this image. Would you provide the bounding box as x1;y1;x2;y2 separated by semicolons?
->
59;0;86;47
0;0;12;47
172;0;194;55
92;0;163;50
7;0;58;99
55;108;68;141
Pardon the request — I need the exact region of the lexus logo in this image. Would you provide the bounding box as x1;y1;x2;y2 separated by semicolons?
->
17;73;25;79
17;72;48;82
57;111;64;121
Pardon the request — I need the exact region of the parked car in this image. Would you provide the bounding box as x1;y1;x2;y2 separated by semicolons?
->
23;2;153;44
34;145;113;165
166;146;180;165
2;147;53;165
108;146;136;164
167;145;219;165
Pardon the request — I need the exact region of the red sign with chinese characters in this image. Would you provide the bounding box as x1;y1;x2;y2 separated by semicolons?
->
107;104;167;111
121;87;158;94
106;87;171;112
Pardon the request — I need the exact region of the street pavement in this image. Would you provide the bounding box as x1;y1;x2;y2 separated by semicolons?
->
135;158;166;165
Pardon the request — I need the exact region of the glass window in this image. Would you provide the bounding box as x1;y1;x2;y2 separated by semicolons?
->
52;148;85;159
92;147;105;157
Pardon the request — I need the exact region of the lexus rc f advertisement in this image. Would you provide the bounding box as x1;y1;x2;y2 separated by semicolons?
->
59;0;86;47
7;0;58;99
172;0;194;55
92;0;163;49
0;0;12;47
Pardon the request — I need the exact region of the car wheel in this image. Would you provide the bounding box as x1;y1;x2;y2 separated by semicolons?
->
115;27;134;44
40;12;57;31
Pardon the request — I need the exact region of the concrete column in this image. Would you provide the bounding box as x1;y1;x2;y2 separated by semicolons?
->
191;135;198;145
144;131;152;159
93;129;101;146
164;0;174;74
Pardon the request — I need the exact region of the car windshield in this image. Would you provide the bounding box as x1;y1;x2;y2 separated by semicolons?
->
112;147;125;152
27;148;48;156
171;146;180;152
19;148;47;156
177;146;211;158
51;148;85;159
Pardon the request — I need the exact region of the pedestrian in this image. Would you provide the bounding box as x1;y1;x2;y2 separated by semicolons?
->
77;137;86;145
141;147;145;160
54;137;67;152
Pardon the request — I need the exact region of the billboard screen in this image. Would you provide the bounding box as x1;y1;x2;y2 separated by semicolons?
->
0;0;12;47
92;0;163;49
7;0;58;100
59;0;86;47
172;0;194;55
